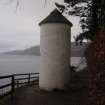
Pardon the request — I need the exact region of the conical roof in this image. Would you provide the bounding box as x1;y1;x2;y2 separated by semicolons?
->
39;9;73;27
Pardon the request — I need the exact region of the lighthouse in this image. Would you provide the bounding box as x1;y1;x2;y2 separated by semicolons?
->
39;9;73;91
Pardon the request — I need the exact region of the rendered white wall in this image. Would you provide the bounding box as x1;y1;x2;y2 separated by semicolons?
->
39;23;71;91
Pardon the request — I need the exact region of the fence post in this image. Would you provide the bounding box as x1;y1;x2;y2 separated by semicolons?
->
16;80;19;88
11;75;15;103
28;73;31;84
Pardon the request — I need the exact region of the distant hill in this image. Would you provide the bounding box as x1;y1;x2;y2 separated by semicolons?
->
4;46;40;56
4;42;88;57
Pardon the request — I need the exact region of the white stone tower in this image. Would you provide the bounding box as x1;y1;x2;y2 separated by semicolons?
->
39;9;72;91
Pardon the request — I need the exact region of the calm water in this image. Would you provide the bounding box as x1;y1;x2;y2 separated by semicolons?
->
0;55;40;76
0;55;86;76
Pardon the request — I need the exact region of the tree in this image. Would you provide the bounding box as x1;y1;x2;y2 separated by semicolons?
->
62;0;105;105
56;0;105;41
56;0;93;41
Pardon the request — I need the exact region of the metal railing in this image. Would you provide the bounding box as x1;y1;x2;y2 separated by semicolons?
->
0;73;39;100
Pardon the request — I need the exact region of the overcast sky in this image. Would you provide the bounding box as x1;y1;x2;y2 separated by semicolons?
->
0;0;82;52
